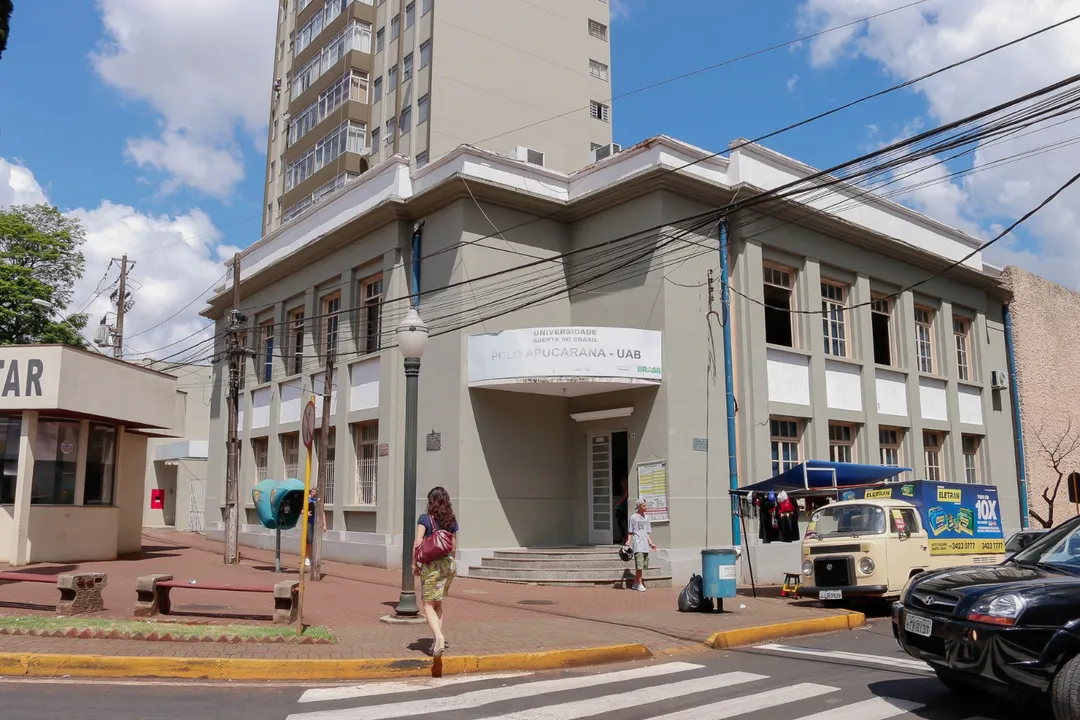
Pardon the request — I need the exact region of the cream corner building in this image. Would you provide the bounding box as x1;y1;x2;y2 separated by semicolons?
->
0;345;179;565
201;135;1023;584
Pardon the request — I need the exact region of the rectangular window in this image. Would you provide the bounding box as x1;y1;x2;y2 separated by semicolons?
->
400;106;412;135
954;316;972;381
890;508;919;533
373;76;383;103
288;307;305;375
391;14;400;40
588;19;608;40
32;419;79;505
422;0;432;15
291;20;373;101
589;100;610;122
915;306;935;374
386;116;396;140
879;427;902;467
923;431;943;481
282;433;300;480
283;170;361;223
319;428;337;505
763;265;796;348
963;435;981;483
0;414;21;504
405;2;415;28
253;437;269;483
589;59;609;81
770;418;801;477
261;320;275;383
388;64;398;89
353;421;378;504
296;0;367;56
376;27;384;52
83;423;117;506
418;94;430;124
821;281;848;357
269;161;276;184
420;39;432;68
360;273;383;353
288;70;371;145
403;53;413;81
285;120;367;191
416;150;429;167
323;292;341;357
871;297;894;366
829;423;855;464
370;127;381;154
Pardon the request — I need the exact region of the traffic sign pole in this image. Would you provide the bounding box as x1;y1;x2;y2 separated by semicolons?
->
297;396;316;634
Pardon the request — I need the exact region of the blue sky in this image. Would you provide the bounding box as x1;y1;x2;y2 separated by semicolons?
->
0;0;1076;353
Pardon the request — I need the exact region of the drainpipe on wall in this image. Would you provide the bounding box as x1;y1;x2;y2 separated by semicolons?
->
1003;303;1030;529
410;221;424;308
719;218;741;545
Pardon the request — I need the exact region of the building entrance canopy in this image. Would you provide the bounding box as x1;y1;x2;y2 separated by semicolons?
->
467;327;662;396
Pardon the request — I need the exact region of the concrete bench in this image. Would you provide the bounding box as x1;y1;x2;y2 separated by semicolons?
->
0;571;107;616
134;574;299;625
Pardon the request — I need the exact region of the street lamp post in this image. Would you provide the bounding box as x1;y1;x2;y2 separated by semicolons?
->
394;307;429;617
31;299;105;354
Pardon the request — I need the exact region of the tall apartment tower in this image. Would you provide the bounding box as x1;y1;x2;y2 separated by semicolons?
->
262;0;615;235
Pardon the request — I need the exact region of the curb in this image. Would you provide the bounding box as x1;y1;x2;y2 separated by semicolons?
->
706;611;867;649
0;643;652;681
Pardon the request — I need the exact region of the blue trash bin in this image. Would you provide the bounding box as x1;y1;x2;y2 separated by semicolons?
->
701;548;739;600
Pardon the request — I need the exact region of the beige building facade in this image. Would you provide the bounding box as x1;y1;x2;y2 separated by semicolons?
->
202;135;1023;584
1001;266;1080;531
263;0;615;235
0;345;178;565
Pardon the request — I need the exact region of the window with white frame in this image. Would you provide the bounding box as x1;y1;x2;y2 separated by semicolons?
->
770;419;801;476
283;171;360;223
353;421;378;504
871;296;895;366
359;273;383;353
821;281;848;357
285;120;367;191
260;320;275;383
322;292;341;357
915;306;935;374
763;264;796;348
318;428;336;505
829;423;855;464
954;316;972;381
879;427;902;467
962;434;981;483
923;431;943;481
588;19;608;40
589;59;609;81
589;100;610;122
291;21;373;100
288;307;305;375
282;433;300;480
288;71;370;145
253;437;269;483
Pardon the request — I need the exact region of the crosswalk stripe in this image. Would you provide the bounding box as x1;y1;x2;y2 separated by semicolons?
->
468;672;770;720
298;672;533;703
284;661;706;720
642;681;837;720
793;696;923;719
755;644;931;672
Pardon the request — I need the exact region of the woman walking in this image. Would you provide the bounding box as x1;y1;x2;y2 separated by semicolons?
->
413;486;458;656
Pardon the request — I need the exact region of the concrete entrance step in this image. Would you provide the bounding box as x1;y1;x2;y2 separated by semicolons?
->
491;548;623;561
481;557;638;570
469;564;670;585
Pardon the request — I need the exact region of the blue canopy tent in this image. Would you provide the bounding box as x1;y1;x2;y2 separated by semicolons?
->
737;460;913;494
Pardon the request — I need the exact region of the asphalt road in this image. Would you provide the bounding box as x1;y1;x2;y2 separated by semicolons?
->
1;622;1048;720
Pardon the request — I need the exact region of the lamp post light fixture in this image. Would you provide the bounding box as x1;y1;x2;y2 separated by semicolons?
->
394;307;429;617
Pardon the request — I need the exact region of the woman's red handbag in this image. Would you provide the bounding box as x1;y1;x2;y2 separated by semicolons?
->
415;518;454;564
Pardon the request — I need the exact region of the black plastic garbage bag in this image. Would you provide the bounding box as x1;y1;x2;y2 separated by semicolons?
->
678;574;703;612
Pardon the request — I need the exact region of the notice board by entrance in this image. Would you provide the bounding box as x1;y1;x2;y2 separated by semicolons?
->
637;459;669;522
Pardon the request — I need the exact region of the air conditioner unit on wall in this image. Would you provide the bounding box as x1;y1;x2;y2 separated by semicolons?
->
990;370;1009;390
513;146;545;167
590;143;622;164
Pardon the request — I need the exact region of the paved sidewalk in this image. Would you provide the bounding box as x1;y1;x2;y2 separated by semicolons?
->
0;531;845;661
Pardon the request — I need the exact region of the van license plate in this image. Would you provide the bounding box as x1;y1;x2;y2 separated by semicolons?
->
819;590;843;600
904;613;933;638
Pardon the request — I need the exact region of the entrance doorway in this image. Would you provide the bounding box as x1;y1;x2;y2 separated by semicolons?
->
588;430;629;545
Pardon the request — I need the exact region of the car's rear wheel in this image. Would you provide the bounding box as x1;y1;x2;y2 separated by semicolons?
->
1052;654;1080;719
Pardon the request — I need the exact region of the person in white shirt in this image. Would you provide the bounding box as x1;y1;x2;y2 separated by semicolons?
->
625;498;657;591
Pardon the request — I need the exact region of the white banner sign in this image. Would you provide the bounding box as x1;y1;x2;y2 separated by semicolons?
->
467;327;662;384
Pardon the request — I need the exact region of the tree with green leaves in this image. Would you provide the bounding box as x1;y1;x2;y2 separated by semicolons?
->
0;204;89;348
0;1;12;62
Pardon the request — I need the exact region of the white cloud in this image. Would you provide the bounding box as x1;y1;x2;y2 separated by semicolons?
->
787;74;800;92
91;0;277;198
1;157;228;359
610;0;636;21
797;0;1080;288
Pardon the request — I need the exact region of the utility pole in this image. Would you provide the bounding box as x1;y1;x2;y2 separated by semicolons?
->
312;345;334;581
224;253;243;565
112;254;129;359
